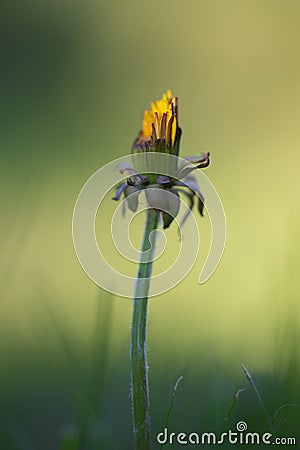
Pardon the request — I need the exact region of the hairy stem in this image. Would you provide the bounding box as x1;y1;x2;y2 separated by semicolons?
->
130;209;158;450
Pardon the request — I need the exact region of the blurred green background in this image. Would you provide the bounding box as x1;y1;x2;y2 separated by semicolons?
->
1;0;299;448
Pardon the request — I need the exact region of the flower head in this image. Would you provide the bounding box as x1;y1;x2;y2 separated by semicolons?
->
132;89;181;155
113;90;210;229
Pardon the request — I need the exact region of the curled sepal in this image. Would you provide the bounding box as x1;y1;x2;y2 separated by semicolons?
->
162;189;181;229
198;194;205;217
162;211;176;229
176;152;210;179
145;186;180;228
125;186;142;212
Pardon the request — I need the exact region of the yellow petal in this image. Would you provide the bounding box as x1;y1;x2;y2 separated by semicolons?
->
141;90;177;144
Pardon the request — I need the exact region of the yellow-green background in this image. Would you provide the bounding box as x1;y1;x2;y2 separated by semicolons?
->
1;1;299;449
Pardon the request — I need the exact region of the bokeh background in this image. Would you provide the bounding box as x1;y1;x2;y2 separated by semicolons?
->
1;1;300;449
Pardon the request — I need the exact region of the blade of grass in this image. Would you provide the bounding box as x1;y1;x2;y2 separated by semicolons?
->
272;403;299;426
159;376;184;450
221;386;247;433
241;364;275;434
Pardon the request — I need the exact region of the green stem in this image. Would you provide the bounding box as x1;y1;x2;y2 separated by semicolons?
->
130;209;158;450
